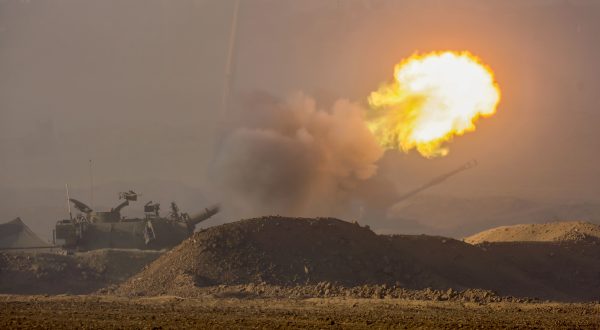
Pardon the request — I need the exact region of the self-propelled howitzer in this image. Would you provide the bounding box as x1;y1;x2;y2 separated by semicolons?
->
53;191;219;252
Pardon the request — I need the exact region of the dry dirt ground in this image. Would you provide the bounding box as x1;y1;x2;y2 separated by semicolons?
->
465;221;600;244
117;217;600;301
0;249;162;294
3;218;600;328
1;294;599;329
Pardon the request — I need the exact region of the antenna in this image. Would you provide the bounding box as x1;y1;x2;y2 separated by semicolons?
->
221;0;240;117
65;183;72;220
212;0;241;159
89;159;94;209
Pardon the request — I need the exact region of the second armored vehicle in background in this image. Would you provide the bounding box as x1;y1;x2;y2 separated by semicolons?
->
54;191;219;252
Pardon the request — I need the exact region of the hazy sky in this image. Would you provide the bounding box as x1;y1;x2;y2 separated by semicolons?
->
1;0;599;201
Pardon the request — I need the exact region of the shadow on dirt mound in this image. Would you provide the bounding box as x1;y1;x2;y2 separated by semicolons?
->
117;216;600;301
0;249;162;294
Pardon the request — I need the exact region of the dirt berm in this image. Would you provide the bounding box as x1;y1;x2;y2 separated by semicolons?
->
0;249;162;294
117;216;599;301
465;220;600;244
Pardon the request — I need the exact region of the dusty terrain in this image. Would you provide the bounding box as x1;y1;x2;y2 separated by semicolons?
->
0;249;162;294
465;220;600;244
1;294;599;329
3;217;600;301
1;217;600;328
117;216;600;301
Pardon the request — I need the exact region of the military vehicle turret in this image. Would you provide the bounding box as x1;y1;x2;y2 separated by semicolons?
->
53;191;219;252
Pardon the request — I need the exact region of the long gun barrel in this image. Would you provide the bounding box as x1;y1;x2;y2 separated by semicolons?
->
187;205;220;227
397;159;478;202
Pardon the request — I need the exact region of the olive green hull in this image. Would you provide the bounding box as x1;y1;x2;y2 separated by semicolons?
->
56;220;192;251
54;202;219;252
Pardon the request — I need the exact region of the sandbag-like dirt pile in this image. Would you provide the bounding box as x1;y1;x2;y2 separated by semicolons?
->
464;221;600;244
117;216;596;301
0;249;162;294
118;217;425;295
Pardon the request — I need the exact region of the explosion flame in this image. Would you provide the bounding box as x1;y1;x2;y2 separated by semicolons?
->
367;51;501;158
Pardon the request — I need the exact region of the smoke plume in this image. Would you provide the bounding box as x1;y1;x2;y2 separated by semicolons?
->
212;92;383;217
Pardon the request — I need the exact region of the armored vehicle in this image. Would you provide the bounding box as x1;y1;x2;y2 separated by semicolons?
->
53;191;219;252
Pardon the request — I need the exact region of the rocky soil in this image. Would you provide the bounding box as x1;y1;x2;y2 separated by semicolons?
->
2;217;600;328
140;282;541;304
1;294;599;329
0;249;162;294
2;217;600;301
116;216;600;301
465;220;600;244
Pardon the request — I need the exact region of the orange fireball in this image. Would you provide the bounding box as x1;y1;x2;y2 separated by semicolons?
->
368;51;501;158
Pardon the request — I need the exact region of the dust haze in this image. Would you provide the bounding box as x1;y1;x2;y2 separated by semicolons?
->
212;92;382;217
2;0;600;238
4;2;600;326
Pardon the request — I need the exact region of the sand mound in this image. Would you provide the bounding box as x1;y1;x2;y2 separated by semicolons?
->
6;217;596;301
464;221;600;244
117;216;578;300
118;217;416;295
0;249;162;294
476;240;600;301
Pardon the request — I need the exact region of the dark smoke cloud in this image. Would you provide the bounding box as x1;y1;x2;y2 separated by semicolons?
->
212;92;383;217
